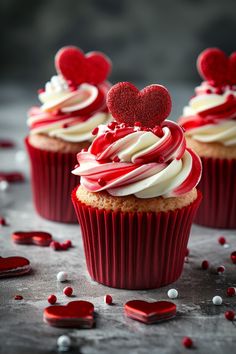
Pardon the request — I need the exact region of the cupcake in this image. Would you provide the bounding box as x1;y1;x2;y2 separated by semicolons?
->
179;48;236;228
26;46;112;223
72;82;202;289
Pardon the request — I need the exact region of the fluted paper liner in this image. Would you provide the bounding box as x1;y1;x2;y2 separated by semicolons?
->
25;137;79;223
72;188;202;289
194;156;236;229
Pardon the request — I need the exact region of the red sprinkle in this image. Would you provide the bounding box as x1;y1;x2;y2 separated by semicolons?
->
62;123;69;128
153;126;164;138
60;243;69;251
108;122;117;130
182;337;193;348
227;94;235;101
218;236;226;245
50;241;62;251
113;156;120;163
206;89;212;94
227;287;236;297
37;88;45;94
231;251;236;264
225;310;235;321
157;156;165;164
92;127;99;135
104;294;113;305
63;286;73;297
105;132;113;142
217;265;225;274
98;178;106;187
215;87;223;95
201;260;209;270
14;295;23;300
0;140;15;148
0;217;7;226
48;294;57;304
64;240;72;248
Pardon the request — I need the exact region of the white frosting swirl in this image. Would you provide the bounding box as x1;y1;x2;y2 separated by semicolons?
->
181;83;236;146
28;79;111;142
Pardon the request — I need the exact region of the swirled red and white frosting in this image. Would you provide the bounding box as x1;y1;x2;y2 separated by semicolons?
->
179;83;236;146
27;75;111;142
72;121;202;198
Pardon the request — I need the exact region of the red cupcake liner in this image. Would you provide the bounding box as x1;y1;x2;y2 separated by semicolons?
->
72;188;202;289
194;157;236;229
25;137;79;223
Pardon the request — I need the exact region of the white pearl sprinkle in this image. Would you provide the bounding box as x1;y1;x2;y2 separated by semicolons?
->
212;296;223;305
57;271;68;282
167;289;178;299
15;150;26;163
57;335;71;351
0;180;9;191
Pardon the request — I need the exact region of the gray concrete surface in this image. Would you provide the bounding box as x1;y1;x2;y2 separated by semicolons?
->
0;86;236;354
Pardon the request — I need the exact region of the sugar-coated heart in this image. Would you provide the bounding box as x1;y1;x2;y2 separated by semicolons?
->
0;256;31;278
124;300;176;324
0;172;24;182
12;231;52;246
55;46;111;86
106;82;172;128
197;48;236;85
44;300;94;328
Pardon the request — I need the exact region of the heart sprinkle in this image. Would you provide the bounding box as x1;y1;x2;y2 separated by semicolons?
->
0;256;31;278
44;300;94;328
124;300;176;324
12;231;53;246
107;82;172;128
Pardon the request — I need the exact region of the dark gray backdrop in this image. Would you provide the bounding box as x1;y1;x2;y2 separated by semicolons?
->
0;0;235;88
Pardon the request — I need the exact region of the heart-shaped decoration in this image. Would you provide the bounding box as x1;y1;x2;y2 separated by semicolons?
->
55;46;111;86
0;256;31;278
106;82;172;128
197;48;236;86
124;300;176;324
12;231;52;246
44;300;94;328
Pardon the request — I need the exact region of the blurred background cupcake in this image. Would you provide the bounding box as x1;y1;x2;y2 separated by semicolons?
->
72;82;202;289
26;46;112;223
179;48;236;228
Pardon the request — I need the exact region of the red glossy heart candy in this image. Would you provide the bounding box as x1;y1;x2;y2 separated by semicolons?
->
124;300;176;324
107;82;172;128
0;256;31;278
12;231;53;246
44;300;94;328
55;46;111;86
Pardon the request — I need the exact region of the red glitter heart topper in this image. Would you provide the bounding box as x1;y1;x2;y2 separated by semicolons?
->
55;46;112;86
106;82;172;128
197;48;236;86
